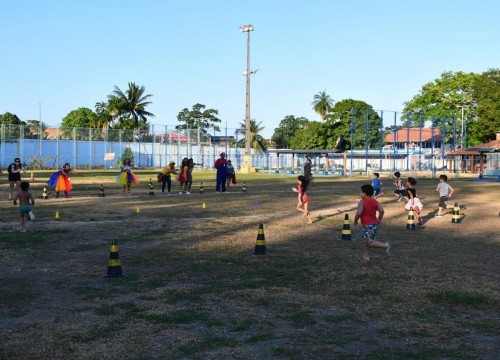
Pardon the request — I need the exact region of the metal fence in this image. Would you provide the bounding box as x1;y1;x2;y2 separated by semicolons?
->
1;109;466;174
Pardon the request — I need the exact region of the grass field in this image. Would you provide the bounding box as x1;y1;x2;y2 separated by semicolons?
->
0;170;499;359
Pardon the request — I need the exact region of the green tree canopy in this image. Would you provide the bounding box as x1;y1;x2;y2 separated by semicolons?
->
326;99;382;150
470;68;500;144
271;115;309;148
61;107;98;128
176;103;221;132
0;112;24;125
289;121;336;149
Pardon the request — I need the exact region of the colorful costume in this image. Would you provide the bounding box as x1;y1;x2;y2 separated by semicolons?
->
47;167;73;192
215;154;227;192
117;165;139;186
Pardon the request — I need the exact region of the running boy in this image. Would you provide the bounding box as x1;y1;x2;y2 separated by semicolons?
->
393;171;407;202
435;174;454;217
13;181;35;233
372;172;384;199
354;184;391;261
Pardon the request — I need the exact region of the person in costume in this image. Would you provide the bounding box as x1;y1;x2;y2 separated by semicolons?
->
160;161;176;194
117;158;138;195
47;163;82;198
214;152;227;193
7;157;26;200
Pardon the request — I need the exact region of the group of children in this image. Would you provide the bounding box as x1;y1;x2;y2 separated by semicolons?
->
291;171;455;262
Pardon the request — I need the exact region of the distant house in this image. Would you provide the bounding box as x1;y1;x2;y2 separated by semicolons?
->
44;127;62;139
384;128;443;150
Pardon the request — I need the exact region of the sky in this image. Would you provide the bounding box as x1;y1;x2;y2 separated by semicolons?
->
1;0;499;137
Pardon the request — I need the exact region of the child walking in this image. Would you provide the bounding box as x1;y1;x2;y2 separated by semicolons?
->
393;171;408;202
117;158;138;195
435;174;454;217
47;163;82;198
354;184;390;262
372;172;384;199
405;177;424;225
292;175;313;224
13;181;35;232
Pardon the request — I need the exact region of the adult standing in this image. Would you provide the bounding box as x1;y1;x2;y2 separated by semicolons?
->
160;161;176;194
304;156;313;182
7;157;25;201
214;152;228;192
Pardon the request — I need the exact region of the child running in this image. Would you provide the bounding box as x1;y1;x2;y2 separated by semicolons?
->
354;184;390;261
13;181;35;233
47;163;82;198
117;158;138;195
292;175;313;224
405;177;424;225
435;174;454;217
393;171;408;202
372;172;384;199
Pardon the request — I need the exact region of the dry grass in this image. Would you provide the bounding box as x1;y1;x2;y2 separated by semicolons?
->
0;171;499;359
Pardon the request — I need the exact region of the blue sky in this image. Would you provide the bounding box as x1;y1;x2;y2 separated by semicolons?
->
1;0;498;137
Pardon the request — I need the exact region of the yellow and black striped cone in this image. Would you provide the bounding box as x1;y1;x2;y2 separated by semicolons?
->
54;211;60;220
42;187;49;200
253;223;267;255
242;181;247;193
106;239;125;278
149;178;154;196
406;207;416;230
451;203;461;224
99;184;105;197
200;182;204;194
341;214;352;240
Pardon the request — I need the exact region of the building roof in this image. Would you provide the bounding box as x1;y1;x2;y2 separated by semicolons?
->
385;128;443;143
445;150;481;156
466;139;500;152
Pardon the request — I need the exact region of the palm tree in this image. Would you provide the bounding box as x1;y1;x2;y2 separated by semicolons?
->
311;91;334;122
239;119;268;152
113;82;155;128
107;95;123;128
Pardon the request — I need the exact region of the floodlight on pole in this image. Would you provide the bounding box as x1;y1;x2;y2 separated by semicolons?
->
240;24;255;173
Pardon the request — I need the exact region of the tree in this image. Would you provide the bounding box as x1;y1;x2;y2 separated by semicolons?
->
469;68;500;144
271;115;309;148
238;119;268;153
62;107;98;128
0;112;24;125
289;121;336;149
176;103;221;132
326;99;382;150
402;71;478;128
311;91;334;122
113;82;154;129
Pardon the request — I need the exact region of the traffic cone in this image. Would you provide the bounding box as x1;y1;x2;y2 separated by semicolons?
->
451;203;461;224
242;181;247;193
42;187;49;200
253;223;267;255
30;171;34;182
136;207;140;214
99;184;105;197
406;207;416;230
105;239;125;278
202;202;206;209
149;178;154;196
341;214;352;240
55;211;60;220
200;182;205;194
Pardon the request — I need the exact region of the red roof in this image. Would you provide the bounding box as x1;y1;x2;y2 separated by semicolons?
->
385;128;443;143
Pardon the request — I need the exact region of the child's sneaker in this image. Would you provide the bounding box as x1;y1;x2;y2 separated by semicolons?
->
435;213;443;217
397;197;402;202
28;211;35;221
185;191;191;195
385;243;391;255
418;219;424;225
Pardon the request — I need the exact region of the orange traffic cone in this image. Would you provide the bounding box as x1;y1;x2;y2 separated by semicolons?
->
253;223;267;255
105;239;125;278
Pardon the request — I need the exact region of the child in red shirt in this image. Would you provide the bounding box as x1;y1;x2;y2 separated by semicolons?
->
354;184;391;261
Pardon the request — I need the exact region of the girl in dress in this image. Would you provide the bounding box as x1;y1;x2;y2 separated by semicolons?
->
405;177;424;225
117;158;138;195
292;175;313;224
47;163;82;198
178;158;189;194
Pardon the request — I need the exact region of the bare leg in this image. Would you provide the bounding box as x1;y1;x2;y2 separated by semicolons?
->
304;202;313;223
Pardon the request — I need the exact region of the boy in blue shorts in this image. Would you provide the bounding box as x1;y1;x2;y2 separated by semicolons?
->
372;172;384;199
13;181;35;232
354;184;391;261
